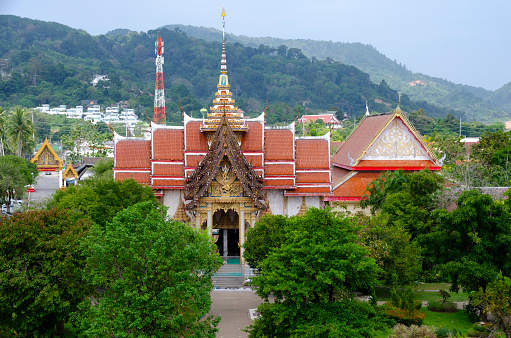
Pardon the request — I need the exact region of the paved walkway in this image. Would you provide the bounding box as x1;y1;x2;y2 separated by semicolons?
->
209;289;266;338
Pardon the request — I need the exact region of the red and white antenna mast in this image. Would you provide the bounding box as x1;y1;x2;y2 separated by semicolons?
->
153;32;166;125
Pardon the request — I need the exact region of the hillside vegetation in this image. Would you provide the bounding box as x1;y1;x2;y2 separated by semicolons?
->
163;24;511;122
0;15;504;126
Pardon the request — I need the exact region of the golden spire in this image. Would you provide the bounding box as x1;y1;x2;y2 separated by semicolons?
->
222;7;226;20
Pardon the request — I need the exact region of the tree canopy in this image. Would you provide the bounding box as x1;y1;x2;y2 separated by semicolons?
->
46;177;157;227
0;208;92;337
246;208;382;337
77;201;222;337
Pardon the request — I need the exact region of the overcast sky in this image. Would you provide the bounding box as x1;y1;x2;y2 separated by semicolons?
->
2;0;510;91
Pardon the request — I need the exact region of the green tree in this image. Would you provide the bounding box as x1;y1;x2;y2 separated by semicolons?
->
77;201;222;337
61;122;112;163
89;157;113;178
247;208;382;337
419;190;511;293
243;214;288;272
0;209;92;337
0;107;7;156
357;214;422;285
472;274;511;338
47;177;157;227
0;155;38;212
6;107;34;157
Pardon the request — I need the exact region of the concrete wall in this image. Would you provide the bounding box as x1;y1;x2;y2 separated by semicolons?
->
163;190;182;218
267;189;284;215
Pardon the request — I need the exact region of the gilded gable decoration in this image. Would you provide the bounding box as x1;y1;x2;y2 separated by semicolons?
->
172;198;191;223
365;120;428;159
63;163;78;182
184;111;268;211
31;137;63;171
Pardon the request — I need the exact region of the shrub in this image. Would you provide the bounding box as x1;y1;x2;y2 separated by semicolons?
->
388;323;436;338
381;303;425;326
428;299;443;311
436;326;463;337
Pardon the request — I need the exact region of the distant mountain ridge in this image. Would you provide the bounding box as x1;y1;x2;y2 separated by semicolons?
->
161;24;511;121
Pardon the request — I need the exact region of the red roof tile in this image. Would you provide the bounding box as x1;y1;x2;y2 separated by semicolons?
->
242;122;263;151
265;163;294;176
152;179;185;187
265;129;294;161
332;172;381;198
332;114;393;168
355;160;438;169
115;172;150;184
186;154;205;167
152;163;184;176
185;121;208;151
115;140;151;169
265;178;295;187
243;153;263;167
296;172;330;184
153;129;184;161
332;167;351;183
286;186;331;195
296;139;329;169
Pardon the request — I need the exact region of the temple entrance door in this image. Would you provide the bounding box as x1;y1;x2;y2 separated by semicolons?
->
212;208;240;258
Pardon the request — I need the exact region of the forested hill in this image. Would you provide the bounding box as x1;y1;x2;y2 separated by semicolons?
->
0;15;488;124
163;24;511;122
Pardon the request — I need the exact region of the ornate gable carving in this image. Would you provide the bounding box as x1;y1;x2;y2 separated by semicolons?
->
184;111;267;211
364;119;430;160
31;137;63;170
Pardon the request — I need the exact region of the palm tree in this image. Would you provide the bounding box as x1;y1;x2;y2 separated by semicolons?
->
6;107;34;158
0;107;6;156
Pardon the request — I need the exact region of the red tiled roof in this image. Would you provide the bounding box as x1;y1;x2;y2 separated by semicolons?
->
185;154;205;167
115;140;151;169
332;172;381;198
265;129;294;161
332;166;351;183
153;129;184;161
243;153;263;167
152;179;185;187
265;163;294;176
185;121;208;151
298;114;339;124
355;159;438;170
296;139;329;169
115;172;150;184
296;172;330;184
241;122;263;151
264;178;295;187
152;163;184;176
332;114;393;168
285;186;331;195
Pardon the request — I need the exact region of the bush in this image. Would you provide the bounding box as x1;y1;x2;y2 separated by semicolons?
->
381;303;425;326
388;323;436;338
436;326;463;337
428;300;458;313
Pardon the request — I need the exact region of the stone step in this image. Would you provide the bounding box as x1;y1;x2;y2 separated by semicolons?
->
212;276;245;288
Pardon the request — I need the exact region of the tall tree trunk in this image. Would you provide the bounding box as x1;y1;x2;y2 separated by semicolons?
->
17;139;22;157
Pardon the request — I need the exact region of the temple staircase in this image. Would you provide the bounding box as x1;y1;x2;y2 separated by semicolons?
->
212;258;245;288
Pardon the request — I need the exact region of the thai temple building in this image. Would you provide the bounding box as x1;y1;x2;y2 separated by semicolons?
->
113;9;330;263
328;102;444;213
113;9;442;266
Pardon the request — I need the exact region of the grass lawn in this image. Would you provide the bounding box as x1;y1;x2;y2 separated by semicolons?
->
374;285;469;303
421;309;473;333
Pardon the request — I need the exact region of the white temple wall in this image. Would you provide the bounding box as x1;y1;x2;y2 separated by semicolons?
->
163;190;182;218
287;196;302;216
305;196;320;209
267;189;284;215
330;201;371;216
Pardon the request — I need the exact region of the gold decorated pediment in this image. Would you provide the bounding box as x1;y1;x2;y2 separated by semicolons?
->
31;137;63;170
364;120;429;160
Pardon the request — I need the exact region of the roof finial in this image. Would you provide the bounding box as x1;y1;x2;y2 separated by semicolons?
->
365;100;370;117
395;93;402;115
220;7;227;75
